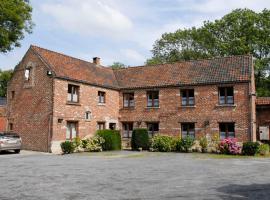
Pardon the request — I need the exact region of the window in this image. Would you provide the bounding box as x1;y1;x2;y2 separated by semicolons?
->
97;122;105;130
181;89;194;106
219;123;235;139
98;91;106;103
66;122;78;140
219;87;234;105
109;123;116;130
123;93;134;108
122;122;133;138
181;123;195;138
147;122;159;137
24;68;31;81
85;111;92;120
147;91;159;107
11;91;15;99
8;123;13;131
67;84;79;103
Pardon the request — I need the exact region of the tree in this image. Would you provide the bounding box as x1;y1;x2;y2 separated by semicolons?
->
147;9;270;96
0;0;34;53
0;69;13;97
110;62;127;69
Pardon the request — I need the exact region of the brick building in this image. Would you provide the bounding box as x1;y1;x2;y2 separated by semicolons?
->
256;97;270;140
7;45;258;152
0;97;7;132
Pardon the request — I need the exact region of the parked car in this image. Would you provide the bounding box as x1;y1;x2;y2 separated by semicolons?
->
0;132;21;153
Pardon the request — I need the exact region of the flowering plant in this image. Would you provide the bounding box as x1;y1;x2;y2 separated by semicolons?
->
218;138;241;155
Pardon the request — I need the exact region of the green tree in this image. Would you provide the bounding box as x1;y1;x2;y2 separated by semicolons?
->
147;9;270;96
110;62;127;69
0;0;34;53
0;69;13;97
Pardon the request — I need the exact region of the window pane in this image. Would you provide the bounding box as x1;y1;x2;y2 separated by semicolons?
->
227;87;233;96
228;132;235;138
182;131;187;138
220;132;226;139
182;97;187;105
182;124;188;131
189;90;194;97
153;91;159;99
227;96;233;104
189;97;194;105
124;100;129;107
154;99;159;107
130;100;135;107
153;123;159;131
188;131;195;138
182;90;187;97
219;96;225;104
147;100;153;107
219;88;225;96
73;94;78;102
67;93;72;101
219;124;226;132
228;124;235;132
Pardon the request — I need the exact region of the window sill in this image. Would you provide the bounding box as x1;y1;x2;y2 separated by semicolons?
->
145;106;160;109
121;107;135;110
179;105;196;108
66;102;81;106
216;104;237;107
97;103;106;106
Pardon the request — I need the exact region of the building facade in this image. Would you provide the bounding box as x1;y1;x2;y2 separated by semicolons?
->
7;46;258;153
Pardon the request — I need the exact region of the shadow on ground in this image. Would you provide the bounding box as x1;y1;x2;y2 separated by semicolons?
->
0;150;17;155
217;183;270;199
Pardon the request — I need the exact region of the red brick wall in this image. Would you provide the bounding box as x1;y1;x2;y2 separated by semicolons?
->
7;49;53;152
119;83;252;142
51;79;119;152
256;106;270;139
0;106;6;131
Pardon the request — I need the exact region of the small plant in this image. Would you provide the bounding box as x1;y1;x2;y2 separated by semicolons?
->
176;136;194;152
218;138;241;155
199;137;208;153
96;130;121;151
85;135;105;152
259;144;269;156
242;142;260;156
131;128;150;150
72;137;81;151
60;141;75;154
81;139;89;149
151;135;176;152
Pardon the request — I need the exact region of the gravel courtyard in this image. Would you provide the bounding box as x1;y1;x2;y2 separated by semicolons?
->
1;151;270;200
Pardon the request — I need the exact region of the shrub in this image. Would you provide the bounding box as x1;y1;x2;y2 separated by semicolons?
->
259;144;269;156
151;135;176;152
176;136;194;152
218;138;241;155
60;141;75;154
96;130;121;151
199;137;208;152
85;135;105;152
81;139;88;149
72;137;81;151
242;142;260;156
131;128;149;150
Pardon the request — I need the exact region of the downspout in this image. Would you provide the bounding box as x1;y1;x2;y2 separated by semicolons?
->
250;56;256;142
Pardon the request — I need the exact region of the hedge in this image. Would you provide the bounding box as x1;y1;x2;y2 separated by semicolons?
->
242;142;260;156
131;128;149;150
96;130;121;151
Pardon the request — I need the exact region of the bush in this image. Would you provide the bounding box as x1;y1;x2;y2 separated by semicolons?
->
242;142;260;156
72;137;81;151
96;130;121;151
61;141;75;154
259;144;269;156
176;136;194;152
81;139;88;149
85;135;105;152
199;137;208;152
131;128;149;150
151;135;176;152
218;138;241;155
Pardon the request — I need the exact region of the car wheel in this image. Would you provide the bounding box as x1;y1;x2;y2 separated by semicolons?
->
14;149;20;154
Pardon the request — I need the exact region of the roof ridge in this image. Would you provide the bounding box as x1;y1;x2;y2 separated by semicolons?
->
113;54;252;71
30;45;110;70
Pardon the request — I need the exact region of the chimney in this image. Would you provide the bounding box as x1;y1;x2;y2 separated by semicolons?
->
93;57;101;65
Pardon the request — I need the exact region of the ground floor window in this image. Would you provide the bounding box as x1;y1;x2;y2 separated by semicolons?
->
181;123;195;138
109;123;116;130
219;123;235;139
66;121;78;140
8;123;13;131
97;122;105;130
122;122;133;138
147;122;159;137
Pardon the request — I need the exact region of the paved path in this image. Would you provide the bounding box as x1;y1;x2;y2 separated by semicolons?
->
0;151;270;200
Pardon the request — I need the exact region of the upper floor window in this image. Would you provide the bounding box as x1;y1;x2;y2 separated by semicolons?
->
98;91;106;103
24;68;31;81
181;123;195;139
219;123;235;139
147;122;159;137
85;111;92;120
67;84;79;103
181;89;194;106
147;91;159;107
123;93;134;108
219;87;234;105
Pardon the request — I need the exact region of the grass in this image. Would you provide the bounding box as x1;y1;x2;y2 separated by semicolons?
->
192;152;270;159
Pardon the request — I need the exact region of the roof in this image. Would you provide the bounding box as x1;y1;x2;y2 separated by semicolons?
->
30;45;252;90
0;97;6;106
256;97;270;106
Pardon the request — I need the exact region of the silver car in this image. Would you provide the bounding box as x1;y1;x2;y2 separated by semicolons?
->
0;132;22;153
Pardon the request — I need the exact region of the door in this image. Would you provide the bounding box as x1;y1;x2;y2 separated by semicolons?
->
66;122;78;140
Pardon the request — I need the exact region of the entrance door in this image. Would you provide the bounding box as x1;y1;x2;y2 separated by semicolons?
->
66;122;78;140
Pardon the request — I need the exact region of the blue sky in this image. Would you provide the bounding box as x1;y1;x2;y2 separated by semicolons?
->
1;0;270;70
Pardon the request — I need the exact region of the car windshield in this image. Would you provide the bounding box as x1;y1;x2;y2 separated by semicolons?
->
0;132;20;138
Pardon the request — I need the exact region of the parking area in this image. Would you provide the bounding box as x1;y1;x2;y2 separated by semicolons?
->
1;151;270;200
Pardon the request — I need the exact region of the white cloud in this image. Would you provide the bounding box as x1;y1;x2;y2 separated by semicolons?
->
120;49;146;64
41;0;132;38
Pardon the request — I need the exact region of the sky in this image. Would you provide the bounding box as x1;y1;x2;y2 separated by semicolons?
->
1;0;270;70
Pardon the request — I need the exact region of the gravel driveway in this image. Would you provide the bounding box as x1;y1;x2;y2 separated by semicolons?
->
1;151;270;200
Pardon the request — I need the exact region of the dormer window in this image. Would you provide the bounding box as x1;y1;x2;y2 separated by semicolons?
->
25;68;31;81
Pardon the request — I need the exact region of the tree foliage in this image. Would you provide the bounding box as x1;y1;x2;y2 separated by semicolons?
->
0;69;13;97
147;9;270;96
0;0;34;53
110;62;127;69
